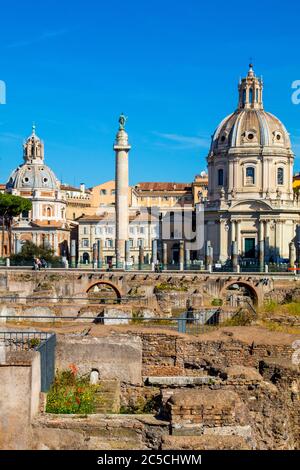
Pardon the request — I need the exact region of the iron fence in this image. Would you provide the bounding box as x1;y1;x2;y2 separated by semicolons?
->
0;308;240;334
0;331;56;392
0;295;147;305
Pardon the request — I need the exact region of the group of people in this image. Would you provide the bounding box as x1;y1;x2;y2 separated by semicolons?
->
33;257;48;270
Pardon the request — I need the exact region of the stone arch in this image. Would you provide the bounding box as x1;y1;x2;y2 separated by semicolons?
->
86;280;122;299
220;281;259;306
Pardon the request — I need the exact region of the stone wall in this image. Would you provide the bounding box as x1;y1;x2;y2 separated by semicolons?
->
0;268;294;308
140;332;296;375
55;334;143;384
32;414;169;450
0;351;41;450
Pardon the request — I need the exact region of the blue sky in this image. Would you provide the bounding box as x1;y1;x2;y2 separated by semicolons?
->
1;0;300;187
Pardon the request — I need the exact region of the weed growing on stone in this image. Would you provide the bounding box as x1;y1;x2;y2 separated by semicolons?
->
46;364;98;414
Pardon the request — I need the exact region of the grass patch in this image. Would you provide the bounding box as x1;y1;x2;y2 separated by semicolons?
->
259;320;300;335
154;282;188;293
261;301;300;317
120;396;159;414
222;309;254;326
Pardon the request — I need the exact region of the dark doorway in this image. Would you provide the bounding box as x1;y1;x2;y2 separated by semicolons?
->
244;238;255;258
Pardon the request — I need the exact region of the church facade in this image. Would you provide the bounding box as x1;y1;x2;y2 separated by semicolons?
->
5;126;70;256
204;65;300;266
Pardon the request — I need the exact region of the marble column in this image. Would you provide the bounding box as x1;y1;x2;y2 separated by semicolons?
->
97;240;103;269
231;219;236;245
219;219;228;263
70;240;76;268
185;248;190;269
205;240;211;270
125;240;131;269
236;220;241;256
114;115;131;268
275;220;281;262
162;242;168;269
151;239;158;266
231;241;238;272
138;245;144;270
179;240;184;271
265;221;270;263
92;243;97;269
289;241;296;269
259;220;265;271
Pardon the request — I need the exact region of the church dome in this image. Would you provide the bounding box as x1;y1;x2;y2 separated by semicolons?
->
209;65;292;155
6;163;60;191
6;125;60;191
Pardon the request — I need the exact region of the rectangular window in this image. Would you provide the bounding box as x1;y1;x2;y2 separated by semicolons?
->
83;226;88;235
111;189;116;195
82;239;89;247
246;167;255;185
129;239;134;247
138;239;144;247
106;239;113;248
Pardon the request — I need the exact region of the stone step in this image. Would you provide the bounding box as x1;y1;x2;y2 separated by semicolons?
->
94;380;120;414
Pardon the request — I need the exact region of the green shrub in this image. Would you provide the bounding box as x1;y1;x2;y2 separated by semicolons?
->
223;309;253;326
46;365;97;414
211;298;223;306
29;338;40;349
154;283;188;293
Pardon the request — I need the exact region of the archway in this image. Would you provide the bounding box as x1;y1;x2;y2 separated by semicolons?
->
82;252;90;264
87;281;122;304
221;281;258;307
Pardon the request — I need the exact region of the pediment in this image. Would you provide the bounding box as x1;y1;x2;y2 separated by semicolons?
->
229;199;273;212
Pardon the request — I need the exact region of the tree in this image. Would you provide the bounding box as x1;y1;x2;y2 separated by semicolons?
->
10;240;60;264
0;193;32;256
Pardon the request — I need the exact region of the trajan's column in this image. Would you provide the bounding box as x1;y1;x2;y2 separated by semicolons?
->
114;113;131;267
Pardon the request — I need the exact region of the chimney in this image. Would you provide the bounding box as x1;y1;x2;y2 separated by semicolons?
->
80;183;85;193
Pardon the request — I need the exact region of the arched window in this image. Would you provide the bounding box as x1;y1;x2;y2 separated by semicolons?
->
46;207;52;217
246;167;255;185
277;167;284;185
218;169;224;186
242;89;246;105
249;88;253;104
255;88;259;102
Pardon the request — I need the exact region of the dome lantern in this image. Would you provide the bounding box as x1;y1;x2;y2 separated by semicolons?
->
238;63;263;110
23;124;45;164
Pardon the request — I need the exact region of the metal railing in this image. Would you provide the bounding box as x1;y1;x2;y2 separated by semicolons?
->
0;331;56;392
0;295;146;305
0;309;238;333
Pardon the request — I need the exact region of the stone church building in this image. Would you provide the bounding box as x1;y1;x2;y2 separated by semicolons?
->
204;64;300;266
5;126;70;256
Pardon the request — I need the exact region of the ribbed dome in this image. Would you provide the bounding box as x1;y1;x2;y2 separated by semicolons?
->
210;108;292;153
6;163;60;190
6;125;60;191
